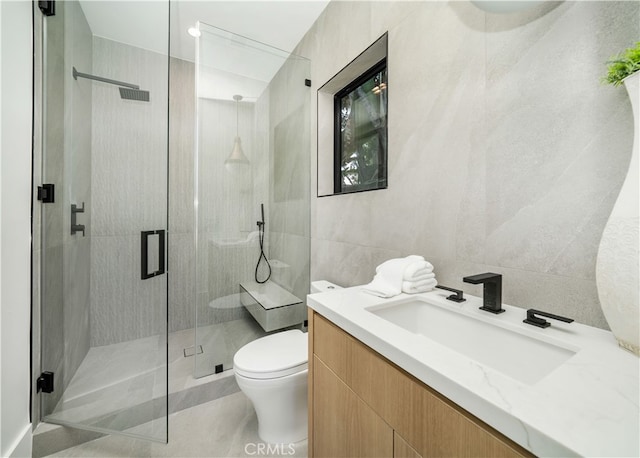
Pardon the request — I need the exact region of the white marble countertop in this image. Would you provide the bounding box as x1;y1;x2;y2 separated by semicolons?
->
307;286;639;457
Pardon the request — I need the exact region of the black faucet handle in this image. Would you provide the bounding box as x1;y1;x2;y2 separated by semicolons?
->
435;285;466;303
524;309;574;328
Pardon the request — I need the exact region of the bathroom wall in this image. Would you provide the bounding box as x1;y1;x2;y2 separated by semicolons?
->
263;57;312;304
80;50;195;339
62;0;93;392
168;57;196;333
85;41;294;341
169;57;259;334
196;97;257;327
90;36;168;346
39;0;93;413
39;0;66;415
299;1;639;328
191;41;312;374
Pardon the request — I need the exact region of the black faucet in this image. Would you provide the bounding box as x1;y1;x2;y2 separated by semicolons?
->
463;273;504;314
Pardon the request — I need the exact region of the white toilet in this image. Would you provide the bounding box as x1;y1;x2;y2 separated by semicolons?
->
233;280;340;444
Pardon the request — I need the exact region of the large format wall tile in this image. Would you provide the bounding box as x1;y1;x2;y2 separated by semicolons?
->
305;0;639;329
169;57;195;237
62;0;92;388
91;235;166;346
312;238;401;288
42;244;65;413
91;37;168;238
89;37;169;345
168;58;195;334
39;0;93;409
40;3;66;414
169;232;195;333
479;1;637;281
64;236;91;387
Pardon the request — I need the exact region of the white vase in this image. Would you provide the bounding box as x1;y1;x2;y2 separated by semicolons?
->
596;71;640;356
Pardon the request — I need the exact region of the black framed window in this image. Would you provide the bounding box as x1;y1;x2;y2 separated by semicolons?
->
333;59;387;194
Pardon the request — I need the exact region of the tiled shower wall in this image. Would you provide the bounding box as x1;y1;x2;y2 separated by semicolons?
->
39;0;93;414
89;37;168;346
263;57;311;304
168;57;196;333
300;1;639;328
42;23;311;348
63;0;92;387
193;57;311;330
89;49;309;342
195;97;257;327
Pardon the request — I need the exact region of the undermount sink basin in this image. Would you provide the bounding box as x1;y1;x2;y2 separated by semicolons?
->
366;297;577;384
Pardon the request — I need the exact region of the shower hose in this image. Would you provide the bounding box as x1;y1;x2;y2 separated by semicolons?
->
255;219;271;284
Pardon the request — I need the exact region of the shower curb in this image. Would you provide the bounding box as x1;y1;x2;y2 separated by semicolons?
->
33;372;240;457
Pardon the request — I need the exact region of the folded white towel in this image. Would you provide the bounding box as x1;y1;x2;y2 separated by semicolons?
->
403;261;434;280
364;256;424;298
402;278;437;294
375;255;424;274
361;276;399;298
404;271;435;282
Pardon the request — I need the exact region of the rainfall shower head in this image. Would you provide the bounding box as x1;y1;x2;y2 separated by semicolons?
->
119;87;150;102
72;67;150;102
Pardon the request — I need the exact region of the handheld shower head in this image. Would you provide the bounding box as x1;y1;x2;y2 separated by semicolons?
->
257;203;265;228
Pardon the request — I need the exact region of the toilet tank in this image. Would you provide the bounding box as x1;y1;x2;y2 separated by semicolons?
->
310;280;342;294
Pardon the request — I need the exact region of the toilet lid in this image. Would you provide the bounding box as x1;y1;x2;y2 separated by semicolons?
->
234;330;308;379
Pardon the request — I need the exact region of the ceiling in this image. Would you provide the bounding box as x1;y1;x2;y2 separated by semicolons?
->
79;0;330;62
79;1;328;100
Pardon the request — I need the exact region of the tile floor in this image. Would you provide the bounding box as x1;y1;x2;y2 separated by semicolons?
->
39;318;306;457
47;390;308;457
42;318;264;434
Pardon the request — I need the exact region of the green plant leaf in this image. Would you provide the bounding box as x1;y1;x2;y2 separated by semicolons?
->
603;42;640;86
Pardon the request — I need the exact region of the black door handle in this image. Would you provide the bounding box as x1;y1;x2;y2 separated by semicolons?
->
141;230;165;280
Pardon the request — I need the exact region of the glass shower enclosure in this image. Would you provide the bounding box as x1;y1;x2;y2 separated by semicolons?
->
35;0;169;442
194;23;311;378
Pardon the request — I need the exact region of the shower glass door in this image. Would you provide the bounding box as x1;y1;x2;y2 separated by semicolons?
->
37;0;169;442
194;22;311;378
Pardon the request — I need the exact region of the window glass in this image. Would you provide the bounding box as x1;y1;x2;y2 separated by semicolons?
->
334;60;387;194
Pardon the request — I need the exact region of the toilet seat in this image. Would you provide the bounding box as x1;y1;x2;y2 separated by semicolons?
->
234;330;308;379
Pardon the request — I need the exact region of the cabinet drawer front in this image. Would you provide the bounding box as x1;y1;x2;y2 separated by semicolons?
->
394;432;422;458
313;311;351;381
313;356;393;458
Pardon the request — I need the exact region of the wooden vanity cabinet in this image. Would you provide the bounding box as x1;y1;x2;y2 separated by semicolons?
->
308;310;533;458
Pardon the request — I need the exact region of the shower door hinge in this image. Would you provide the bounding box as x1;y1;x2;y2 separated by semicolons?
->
38;1;56;16
37;184;55;203
37;371;54;393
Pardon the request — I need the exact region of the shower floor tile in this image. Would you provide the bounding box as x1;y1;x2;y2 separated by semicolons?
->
42;321;252;440
39;318;307;457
